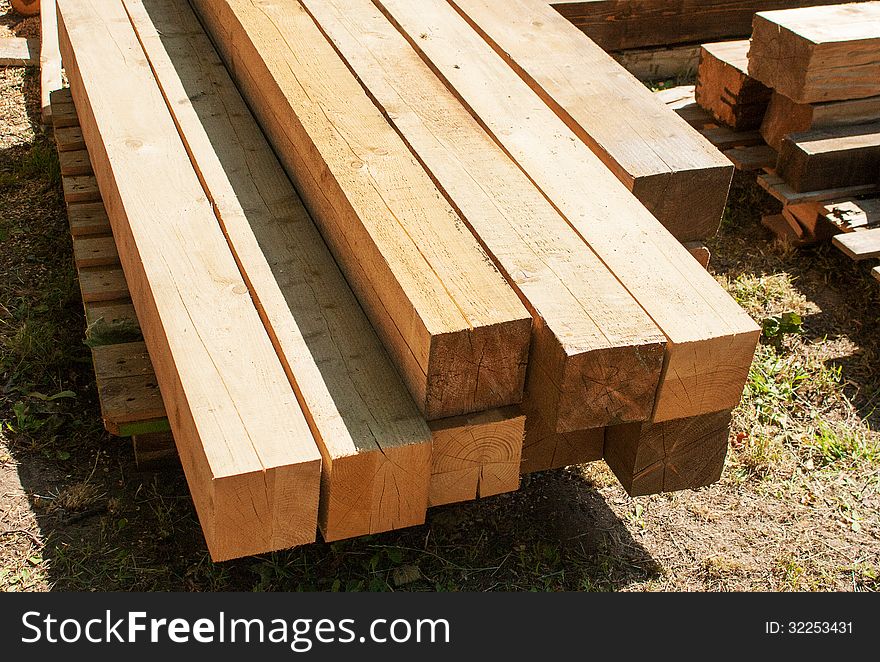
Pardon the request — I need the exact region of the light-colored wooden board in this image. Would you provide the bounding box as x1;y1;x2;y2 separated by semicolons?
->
833;228;880;261
40;0;63;124
822;199;880;231
85;301;139;327
300;0;665;434
54;125;85;152
377;0;761;424
125;0;434;541
58;0;323;561
0;36;39;66
605;409;732;496
449;0;733;242
73;235;119;268
59;149;92;176
78;266;130;302
190;0;532;421
748;3;880;104
68;201;110;236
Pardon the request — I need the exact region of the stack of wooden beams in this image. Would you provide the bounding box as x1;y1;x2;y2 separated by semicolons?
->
696;41;771;130
744;2;880;261
55;0;760;560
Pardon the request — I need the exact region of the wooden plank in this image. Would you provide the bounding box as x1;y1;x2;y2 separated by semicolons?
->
684;242;711;270
777;123;880;193
58;0;322;561
190;0;531;421
73;235;119;268
41;0;63;124
68;201;111;236
549;0;870;51
698;126;763;151
62;174;101;203
59;150;93;176
54;125;86;152
428;408;525;506
748;3;880;104
757;172;878;205
696;40;771;130
0;36;39;66
125;0;434;541
378;0;761;424
604;409;732;496
301;0;665;433
761;91;880;152
761;213;808;247
833;227;880;260
822;198;880;231
78;266;129;302
448;0;733;242
85;301;139;327
51;102;80;129
520;405;604;474
723;145;777;172
611;43;700;81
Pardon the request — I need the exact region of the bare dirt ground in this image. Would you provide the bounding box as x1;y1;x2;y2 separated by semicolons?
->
1;4;878;592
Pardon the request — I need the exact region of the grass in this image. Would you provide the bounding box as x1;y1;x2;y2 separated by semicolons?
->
1;60;878;592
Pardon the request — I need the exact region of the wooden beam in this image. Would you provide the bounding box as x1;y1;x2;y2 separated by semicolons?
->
605;409;732;496
59;150;92;176
377;0;761;424
124;0;434;541
301;0;665;434
40;0;62;124
73;235;118;268
548;1;869;51
748;3;880;104
428;408;525;506
696;40;771;131
611;44;700;82
0;37;39;66
777;124;880;193
757;172;878;206
67;201;110;236
833;228;880;261
520;405;604;474
57;0;322;561
449;0;733;242
761;91;880;153
190;0;532;421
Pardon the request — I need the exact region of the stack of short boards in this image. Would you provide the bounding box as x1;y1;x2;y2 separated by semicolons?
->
692;2;880;281
55;0;761;561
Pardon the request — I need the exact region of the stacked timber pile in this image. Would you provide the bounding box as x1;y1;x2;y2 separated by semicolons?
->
748;3;880;272
54;0;760;561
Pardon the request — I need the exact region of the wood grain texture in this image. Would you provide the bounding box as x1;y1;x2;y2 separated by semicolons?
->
190;0;532;421
59;150;92;176
78;265;129;303
378;0;761;423
54;125;85;152
611;43;700;81
428;408;525;506
124;0;435;542
58;0;322;561
301;0;665;434
695;40;770;131
833;228;880;260
450;0;732;242
748;3;880;104
777;123;880;193
548;0;861;50
758;171;878;205
605;409;732;496
520;404;604;474
761;91;880;152
40;0;62;124
73;235;118;268
67;201;110;236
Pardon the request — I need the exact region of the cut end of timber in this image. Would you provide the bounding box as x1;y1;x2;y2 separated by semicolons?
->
318;441;432;543
551;338;666;434
425;317;531;420
652;327;760;423
428;407;525;507
631;165;733;242
520;406;604;475
605;409;732;497
206;460;322;562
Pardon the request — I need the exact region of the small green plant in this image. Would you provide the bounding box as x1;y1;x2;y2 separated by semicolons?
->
762;312;803;348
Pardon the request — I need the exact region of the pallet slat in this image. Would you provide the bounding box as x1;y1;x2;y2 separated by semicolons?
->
833;228;880;261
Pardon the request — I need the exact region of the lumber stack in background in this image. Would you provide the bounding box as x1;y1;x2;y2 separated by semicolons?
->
696;40;771;130
548;0;870;51
748;3;880;104
124;0;437;542
301;0;666;438
189;0;532;422
777;124;880;192
376;0;760;428
56;0;323;561
450;0;733;242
